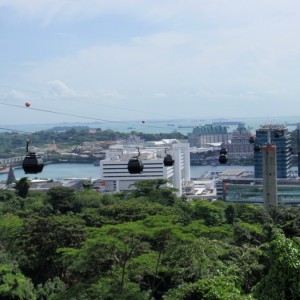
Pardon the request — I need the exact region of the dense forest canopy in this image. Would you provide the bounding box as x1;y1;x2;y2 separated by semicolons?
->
1;178;300;299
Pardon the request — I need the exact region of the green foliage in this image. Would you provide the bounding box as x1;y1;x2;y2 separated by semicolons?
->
220;244;266;293
46;186;75;213
0;195;26;215
164;276;246;300
14;177;30;199
0;213;23;255
269;205;300;238
19;215;86;284
233;222;267;246
129;179;178;206
235;204;268;224
73;190;103;212
183;221;234;241
192;200;225;226
89;199;175;225
254;232;300;300
224;204;237;224
0;190;16;203
0;263;36;300
35;277;65;300
1;183;300;299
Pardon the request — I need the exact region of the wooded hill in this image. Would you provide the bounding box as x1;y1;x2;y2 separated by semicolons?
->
0;127;187;158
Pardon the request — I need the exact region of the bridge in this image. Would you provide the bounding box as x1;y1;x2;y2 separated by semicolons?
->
0;156;24;166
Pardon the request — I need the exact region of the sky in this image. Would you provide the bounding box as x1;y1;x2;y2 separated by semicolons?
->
0;0;300;126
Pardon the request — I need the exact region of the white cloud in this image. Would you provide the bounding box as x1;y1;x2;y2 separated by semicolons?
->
47;80;77;97
4;89;28;103
2;0;300;121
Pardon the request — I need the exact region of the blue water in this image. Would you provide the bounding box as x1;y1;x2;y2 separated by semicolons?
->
0;164;100;181
1;163;298;182
1;115;300;134
0;163;254;181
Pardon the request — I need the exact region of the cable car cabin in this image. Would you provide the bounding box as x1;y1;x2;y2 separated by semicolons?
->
249;136;255;144
220;148;227;155
127;158;144;174
23;153;44;174
219;154;227;164
254;144;261;152
163;154;174;167
274;130;281;138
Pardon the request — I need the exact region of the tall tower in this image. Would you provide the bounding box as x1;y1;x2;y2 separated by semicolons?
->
262;145;278;210
297;124;300;177
6;166;16;186
254;125;291;178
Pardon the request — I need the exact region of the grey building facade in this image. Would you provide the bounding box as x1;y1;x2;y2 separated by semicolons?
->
254;125;292;178
188;124;230;148
227;123;254;159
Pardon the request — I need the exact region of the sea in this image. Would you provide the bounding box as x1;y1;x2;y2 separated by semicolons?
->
1;115;300;135
0;163;255;181
1;163;299;182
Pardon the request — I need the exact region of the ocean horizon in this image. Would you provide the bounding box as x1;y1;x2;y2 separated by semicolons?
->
1;115;300;134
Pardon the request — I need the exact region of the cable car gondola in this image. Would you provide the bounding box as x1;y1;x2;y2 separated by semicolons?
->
274;130;281;138
163;150;174;167
249;136;255;144
219;146;228;164
127;147;144;174
163;154;174;167
219;154;227;164
220;148;227;155
22;140;44;174
254;144;261;152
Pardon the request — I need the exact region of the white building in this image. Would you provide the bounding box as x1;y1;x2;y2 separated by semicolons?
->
99;141;190;195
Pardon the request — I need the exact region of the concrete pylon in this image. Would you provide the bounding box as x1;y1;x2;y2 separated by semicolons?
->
262;145;277;211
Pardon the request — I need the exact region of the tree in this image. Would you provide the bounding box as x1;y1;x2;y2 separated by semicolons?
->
0;213;23;256
224;204;236;224
0;264;36;300
129;179;178;206
46;186;75;213
14;177;30;199
192;200;225;226
233;222;267;246
19;215;86;284
164;276;250;300
0;250;36;300
254;232;300;299
72;190;103;213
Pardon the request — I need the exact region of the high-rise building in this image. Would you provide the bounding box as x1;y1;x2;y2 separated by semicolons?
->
297;123;300;177
227;123;253;159
188;124;230;148
262;144;278;210
99;140;190;196
254;125;291;178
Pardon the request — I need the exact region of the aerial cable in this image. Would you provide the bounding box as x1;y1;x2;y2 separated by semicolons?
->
0;127;105;146
0;101;170;130
0;127;32;134
0;84;176;119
